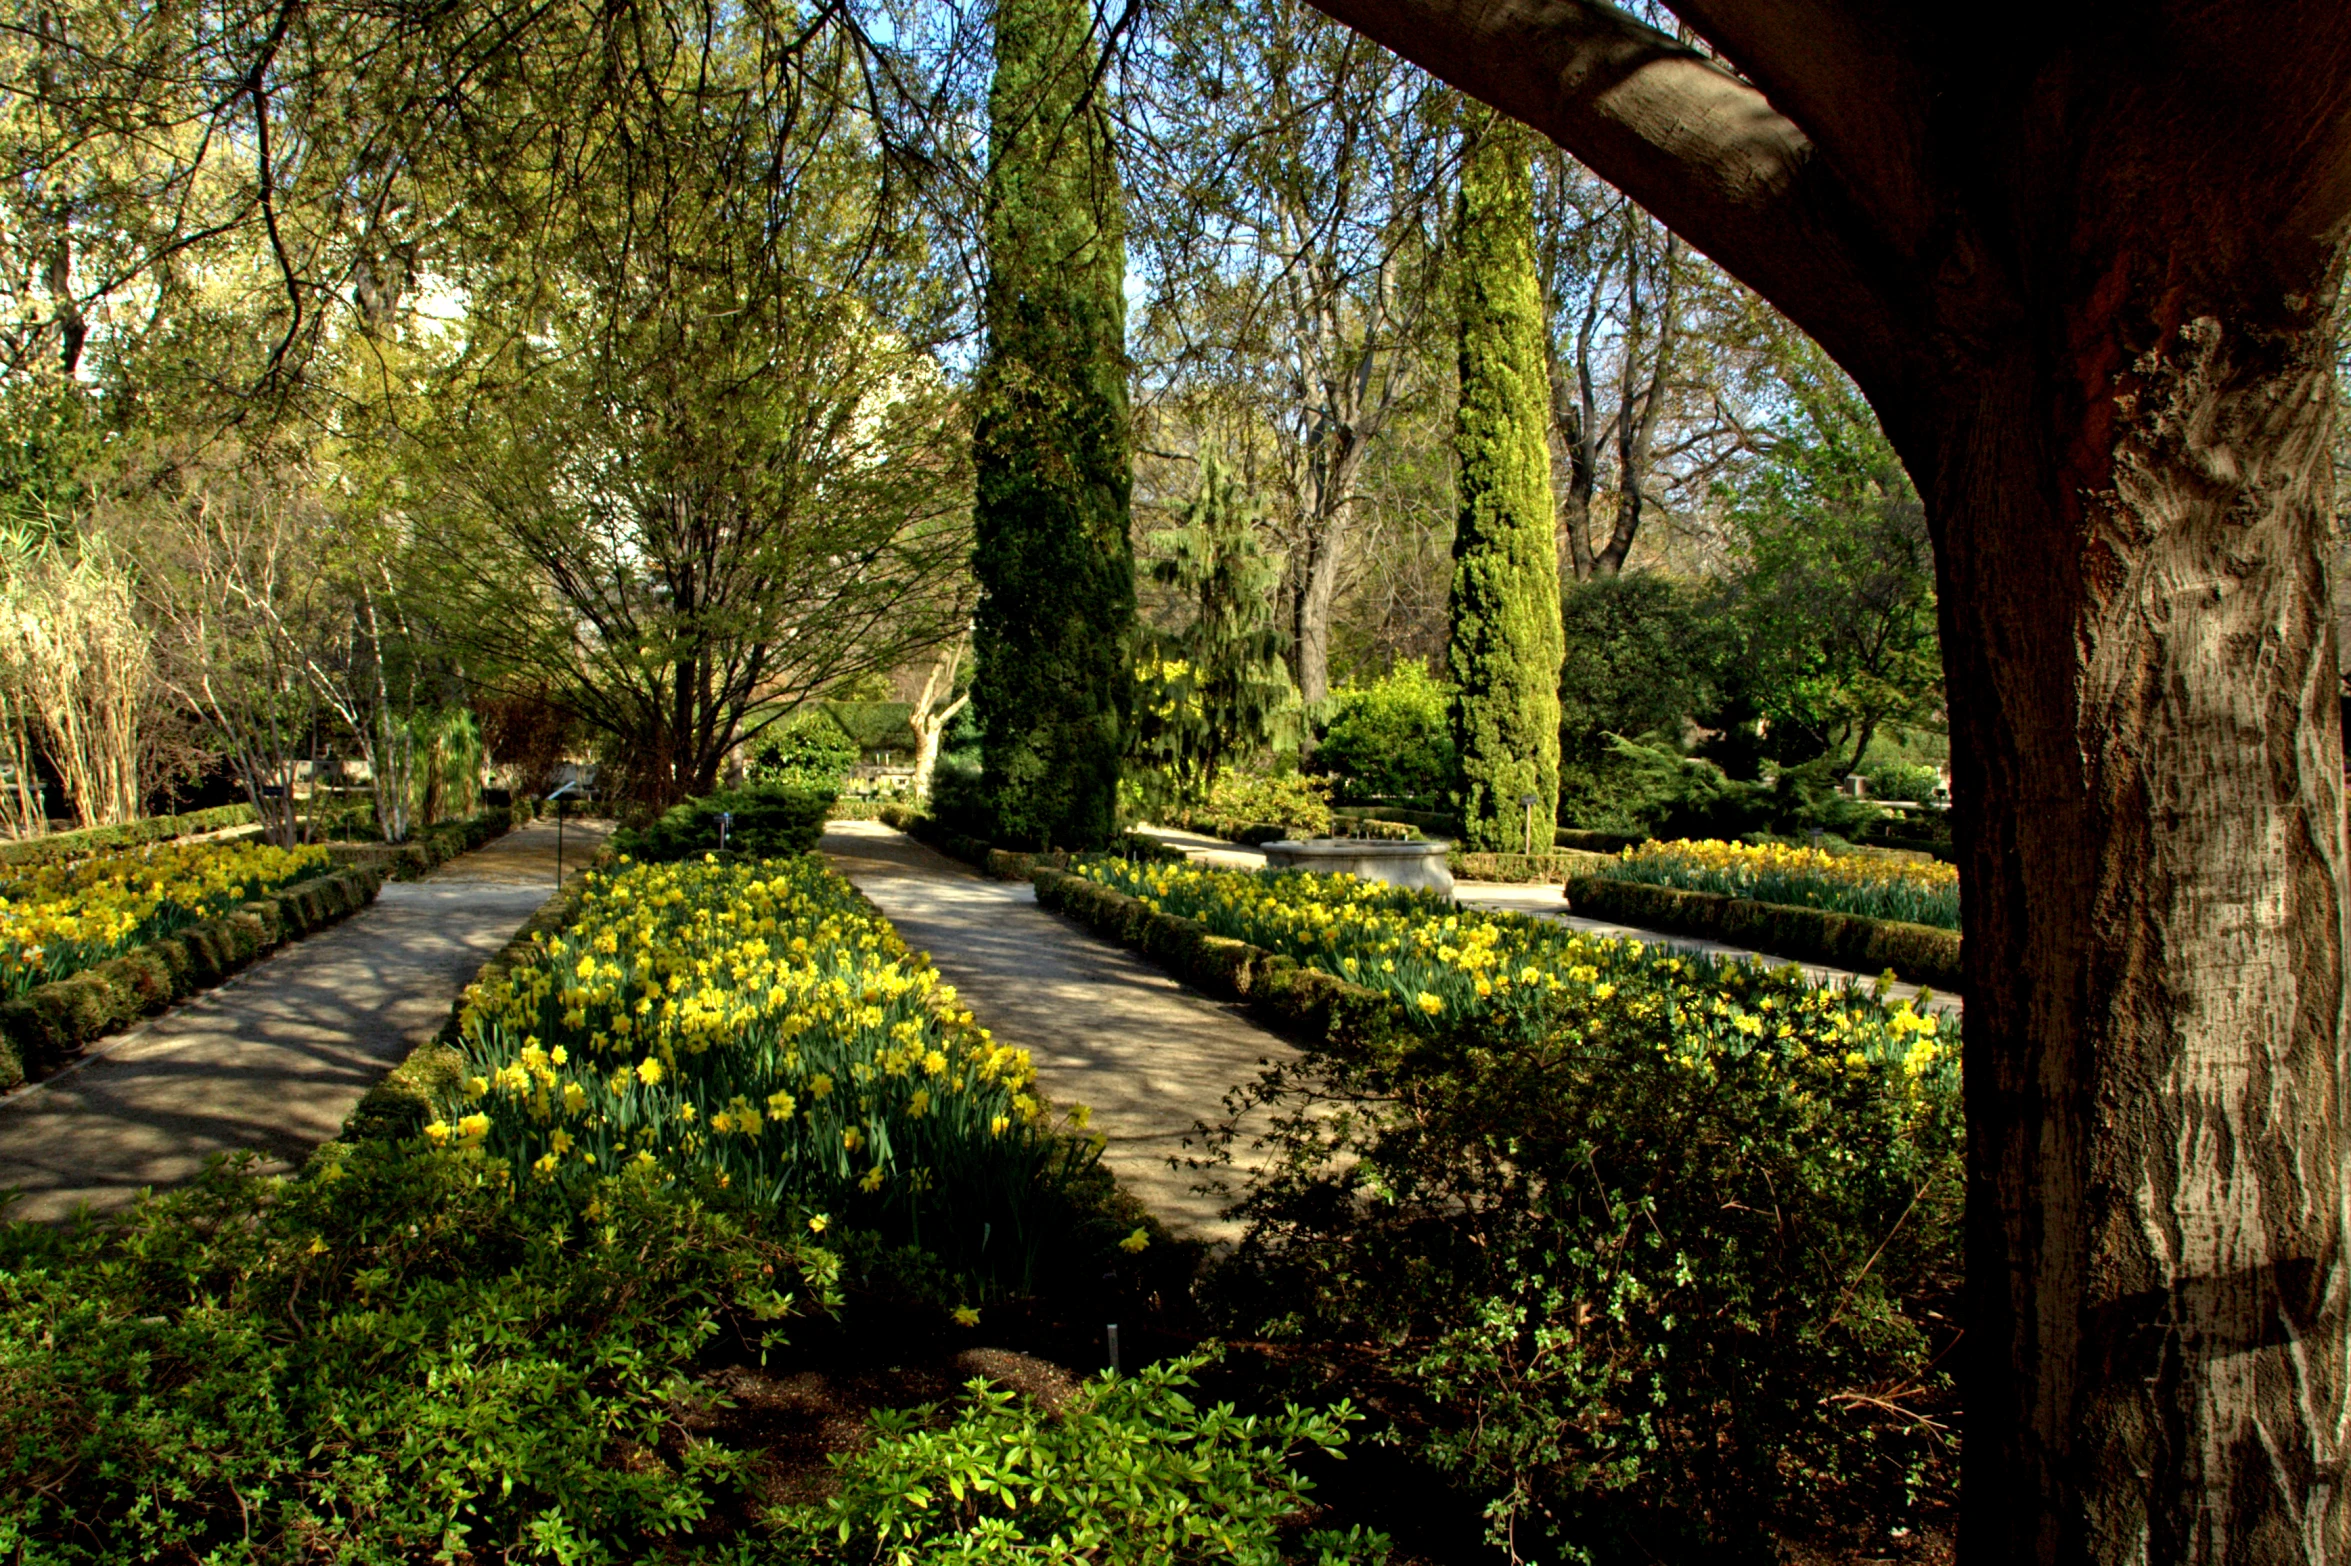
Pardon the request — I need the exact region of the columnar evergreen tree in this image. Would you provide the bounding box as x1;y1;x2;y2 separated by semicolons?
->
1445;116;1563;853
970;0;1135;849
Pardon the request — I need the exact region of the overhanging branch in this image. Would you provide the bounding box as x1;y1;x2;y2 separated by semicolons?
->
1299;0;1921;391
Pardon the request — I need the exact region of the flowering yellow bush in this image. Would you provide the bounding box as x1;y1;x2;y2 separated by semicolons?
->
1074;855;1951;1094
1608;836;1961;929
0;838;334;998
434;855;1074;1245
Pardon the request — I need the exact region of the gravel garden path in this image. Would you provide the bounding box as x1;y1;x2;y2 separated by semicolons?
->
1138;825;1962;1017
821;821;1290;1245
0;817;613;1225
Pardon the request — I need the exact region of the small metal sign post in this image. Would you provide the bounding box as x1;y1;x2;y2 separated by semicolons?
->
546;780;582;886
1520;792;1541;858
717;810;733;854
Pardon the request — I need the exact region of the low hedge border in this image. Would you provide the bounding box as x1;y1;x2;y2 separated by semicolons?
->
873;805;1185;880
1450;848;1619;884
1331;804;1458;837
825;799;897;821
1564;874;1963;990
1555;826;1645;853
0;803;262;870
335;844;613;1148
0;864;387;1091
1158;810;1299;847
324;802;539;883
1031;865;1403;1053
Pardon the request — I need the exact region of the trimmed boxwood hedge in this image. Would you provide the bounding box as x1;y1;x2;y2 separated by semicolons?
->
877;805;1185;881
1031;865;1402;1051
1564;873;1962;990
1450;847;1619;884
1554;826;1644;853
0;864;386;1089
325;802;538;882
0;804;261;870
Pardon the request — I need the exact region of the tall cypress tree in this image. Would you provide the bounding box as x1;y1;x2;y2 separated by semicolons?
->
1446;116;1563;853
970;0;1134;850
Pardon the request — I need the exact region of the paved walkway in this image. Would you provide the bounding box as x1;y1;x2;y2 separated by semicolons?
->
821;821;1289;1244
1138;825;1961;1017
0;817;613;1225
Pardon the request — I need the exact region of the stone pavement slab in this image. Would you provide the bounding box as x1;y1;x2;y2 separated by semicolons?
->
0;817;612;1225
821;821;1290;1244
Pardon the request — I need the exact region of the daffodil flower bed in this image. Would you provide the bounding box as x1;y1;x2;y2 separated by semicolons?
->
1071;855;1951;1082
1599;836;1962;928
0;839;335;999
432;855;1091;1281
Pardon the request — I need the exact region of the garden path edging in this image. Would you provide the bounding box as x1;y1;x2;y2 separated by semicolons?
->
0;864;386;1090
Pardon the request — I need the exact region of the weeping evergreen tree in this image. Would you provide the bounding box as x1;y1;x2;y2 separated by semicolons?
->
970;0;1134;849
1446;116;1563;853
1135;455;1295;797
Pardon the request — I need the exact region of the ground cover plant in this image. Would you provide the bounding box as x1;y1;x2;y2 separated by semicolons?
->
778;1349;1389;1564
436;854;1096;1293
0;838;334;999
1072;856;1961;1559
0;1140;839;1565
1602;836;1961;930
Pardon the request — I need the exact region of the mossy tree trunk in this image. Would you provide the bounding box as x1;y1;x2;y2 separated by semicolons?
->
970;0;1134;850
1446;116;1563;854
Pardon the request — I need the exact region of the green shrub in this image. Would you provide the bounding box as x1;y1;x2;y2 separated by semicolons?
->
0;1141;839;1565
1207;988;1960;1561
776;1348;1388;1564
1561;738;1886;842
752;712;864;791
611;781;836;862
1315;661;1454;806
1557;574;1724;768
1863;762;1942;804
1196;771;1332;835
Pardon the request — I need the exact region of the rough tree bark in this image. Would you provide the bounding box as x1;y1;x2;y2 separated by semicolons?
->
1290;0;2351;1557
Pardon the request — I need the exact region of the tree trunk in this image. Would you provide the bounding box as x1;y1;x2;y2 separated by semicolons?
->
1272;0;2351;1545
1549;335;1600;583
1593;231;1677;578
1291;503;1348;708
1930;302;2349;1561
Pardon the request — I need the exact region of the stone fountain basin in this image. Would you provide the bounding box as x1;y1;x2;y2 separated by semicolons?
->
1260;837;1454;896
